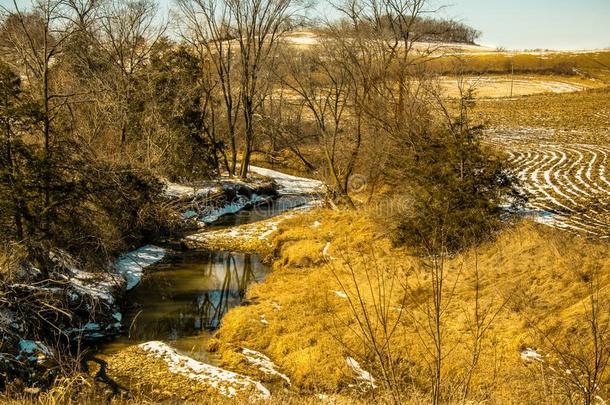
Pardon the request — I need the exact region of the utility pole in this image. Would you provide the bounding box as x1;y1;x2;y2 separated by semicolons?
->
510;60;515;98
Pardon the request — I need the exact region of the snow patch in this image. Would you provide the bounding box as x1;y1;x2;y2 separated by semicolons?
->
182;210;198;220
63;268;119;305
258;223;278;240
332;290;348;299
242;348;291;385
116;245;167;290
139;341;270;399
346;357;377;389
84;322;100;331
521;348;544;363
200;194;268;224
186;214;289;247
285;32;319;46
260;314;269;326
163;182;218;199
322;242;332;258
249;166;324;196
18;340;52;364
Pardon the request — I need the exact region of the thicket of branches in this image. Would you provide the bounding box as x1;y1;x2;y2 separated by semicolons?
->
0;1;189;268
412;16;481;44
327;13;481;44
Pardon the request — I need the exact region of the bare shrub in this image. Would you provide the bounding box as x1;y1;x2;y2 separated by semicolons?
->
327;245;507;404
528;265;610;405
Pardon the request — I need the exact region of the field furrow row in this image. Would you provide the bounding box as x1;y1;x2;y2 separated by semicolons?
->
488;132;610;237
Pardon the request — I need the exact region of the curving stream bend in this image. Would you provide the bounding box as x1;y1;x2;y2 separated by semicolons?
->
99;194;316;364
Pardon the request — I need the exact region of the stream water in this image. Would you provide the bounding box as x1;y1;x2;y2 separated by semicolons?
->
99;195;312;364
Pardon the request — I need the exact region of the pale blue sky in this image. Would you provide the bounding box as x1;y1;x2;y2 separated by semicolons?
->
2;0;609;50
145;0;610;50
435;0;610;50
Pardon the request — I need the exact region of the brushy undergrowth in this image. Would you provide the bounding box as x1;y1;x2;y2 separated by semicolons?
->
0;372;370;405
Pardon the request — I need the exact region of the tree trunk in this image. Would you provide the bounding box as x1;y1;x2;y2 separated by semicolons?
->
42;32;51;233
239;134;252;178
4;121;23;240
240;98;255;179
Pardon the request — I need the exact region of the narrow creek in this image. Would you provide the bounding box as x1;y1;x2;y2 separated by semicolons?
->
98;195;312;365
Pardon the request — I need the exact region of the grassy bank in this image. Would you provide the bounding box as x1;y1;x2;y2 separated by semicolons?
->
5;207;610;403
205;209;610;402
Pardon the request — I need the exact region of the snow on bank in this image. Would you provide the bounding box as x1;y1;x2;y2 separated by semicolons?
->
50;250;122;305
249;166;324;196
185;212;291;250
116;245;167;290
258;222;279;240
18;340;52;364
200;194;269;224
139;342;270;400
165;177;276;225
346;357;377;389
166;168;321;226
242;348;291;385
62;271;118;305
163;181;219;199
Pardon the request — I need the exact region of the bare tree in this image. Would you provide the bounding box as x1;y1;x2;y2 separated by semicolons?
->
98;0;166;149
178;0;306;178
327;249;409;403
333;0;438;153
177;0;241;175
228;0;306;178
274;0;438;205
280;43;356;205
459;251;509;402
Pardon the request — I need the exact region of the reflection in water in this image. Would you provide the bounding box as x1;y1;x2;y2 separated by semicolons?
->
195;252;255;330
102;250;269;362
101;196;314;363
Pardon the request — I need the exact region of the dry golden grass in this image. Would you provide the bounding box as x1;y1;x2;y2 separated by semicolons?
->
1;381;365;405
429;50;610;82
206;209;610;402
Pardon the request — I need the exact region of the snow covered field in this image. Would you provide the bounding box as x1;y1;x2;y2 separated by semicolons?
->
487;129;610;237
440;76;589;99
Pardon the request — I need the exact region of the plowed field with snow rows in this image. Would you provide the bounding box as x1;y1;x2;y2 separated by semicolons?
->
488;131;610;238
